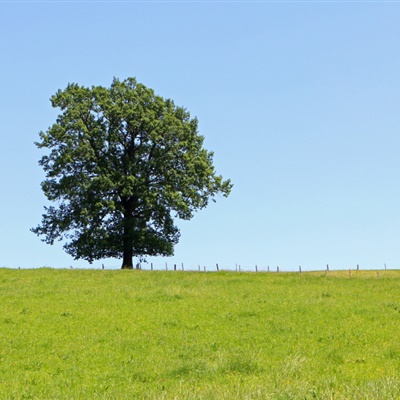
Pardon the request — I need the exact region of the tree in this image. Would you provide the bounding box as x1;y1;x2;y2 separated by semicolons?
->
32;78;232;269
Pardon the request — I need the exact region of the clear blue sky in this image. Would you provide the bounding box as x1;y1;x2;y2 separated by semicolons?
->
1;1;400;271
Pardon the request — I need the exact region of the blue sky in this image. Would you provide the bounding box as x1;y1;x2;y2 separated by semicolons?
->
1;1;400;271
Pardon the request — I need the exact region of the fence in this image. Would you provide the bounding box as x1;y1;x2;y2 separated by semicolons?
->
100;262;393;275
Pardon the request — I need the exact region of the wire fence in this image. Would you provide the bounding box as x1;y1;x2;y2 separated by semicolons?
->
5;263;396;272
99;262;395;274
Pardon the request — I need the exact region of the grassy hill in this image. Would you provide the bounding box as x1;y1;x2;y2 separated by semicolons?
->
1;268;399;399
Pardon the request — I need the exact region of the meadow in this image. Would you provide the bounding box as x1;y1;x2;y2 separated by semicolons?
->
0;268;399;399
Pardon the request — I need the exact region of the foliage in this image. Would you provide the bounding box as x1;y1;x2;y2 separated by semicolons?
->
32;78;231;267
1;268;400;399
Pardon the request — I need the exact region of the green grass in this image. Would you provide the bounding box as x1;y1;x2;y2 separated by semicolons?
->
0;268;400;399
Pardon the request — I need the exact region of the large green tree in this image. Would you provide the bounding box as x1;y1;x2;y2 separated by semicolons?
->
33;78;231;269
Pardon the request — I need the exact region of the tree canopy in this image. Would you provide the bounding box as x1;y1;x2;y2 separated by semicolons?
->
32;78;232;268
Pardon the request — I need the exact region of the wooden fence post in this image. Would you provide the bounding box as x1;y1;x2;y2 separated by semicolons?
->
277;266;279;273
357;264;359;271
151;263;153;271
216;263;219;271
299;266;301;274
204;266;206;273
174;264;176;271
255;265;258;273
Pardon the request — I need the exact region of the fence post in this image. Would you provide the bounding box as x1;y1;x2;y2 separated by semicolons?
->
198;264;200;272
182;263;184;271
299;266;301;274
255;265;258;273
239;265;241;272
267;266;270;272
165;262;168;271
326;264;329;272
151;263;153;271
357;264;359;271
277;266;279;273
102;264;104;270
204;266;206;273
385;263;387;270
216;263;219;271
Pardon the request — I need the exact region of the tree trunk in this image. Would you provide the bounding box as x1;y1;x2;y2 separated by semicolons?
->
121;198;135;269
121;246;133;269
121;213;134;269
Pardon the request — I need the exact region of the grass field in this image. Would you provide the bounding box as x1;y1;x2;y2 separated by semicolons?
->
0;268;399;399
